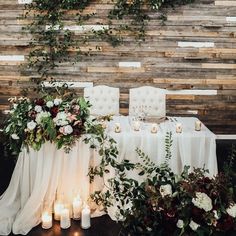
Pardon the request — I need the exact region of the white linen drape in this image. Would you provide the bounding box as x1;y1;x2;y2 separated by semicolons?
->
0;116;218;235
0;140;92;235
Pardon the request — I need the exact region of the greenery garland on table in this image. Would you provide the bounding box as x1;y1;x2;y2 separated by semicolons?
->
3;85;117;161
22;0;195;81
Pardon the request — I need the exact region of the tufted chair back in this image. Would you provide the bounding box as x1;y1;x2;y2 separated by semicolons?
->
129;86;166;117
84;85;120;116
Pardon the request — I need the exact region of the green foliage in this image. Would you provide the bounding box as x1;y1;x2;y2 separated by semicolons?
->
22;0;196;81
90;134;236;236
3;86;101;154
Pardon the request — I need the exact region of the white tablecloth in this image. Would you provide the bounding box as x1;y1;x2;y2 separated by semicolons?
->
0;116;218;235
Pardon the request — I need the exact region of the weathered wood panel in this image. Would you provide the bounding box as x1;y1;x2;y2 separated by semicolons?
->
0;0;236;134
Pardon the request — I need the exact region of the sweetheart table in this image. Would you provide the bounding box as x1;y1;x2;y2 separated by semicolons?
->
0;116;218;235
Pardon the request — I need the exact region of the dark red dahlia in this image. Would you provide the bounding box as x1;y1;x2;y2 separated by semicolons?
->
191;206;204;222
34;98;45;106
50;106;59;118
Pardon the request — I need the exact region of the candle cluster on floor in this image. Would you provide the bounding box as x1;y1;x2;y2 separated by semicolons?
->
41;194;91;230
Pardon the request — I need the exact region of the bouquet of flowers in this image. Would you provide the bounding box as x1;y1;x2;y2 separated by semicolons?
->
4;92;91;154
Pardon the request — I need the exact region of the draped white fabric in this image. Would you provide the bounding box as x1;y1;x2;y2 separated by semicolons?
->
0;116;218;235
109;116;217;176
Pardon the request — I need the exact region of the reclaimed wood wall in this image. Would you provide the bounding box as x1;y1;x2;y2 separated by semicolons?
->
0;0;236;134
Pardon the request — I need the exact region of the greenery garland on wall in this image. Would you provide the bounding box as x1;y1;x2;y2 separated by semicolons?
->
22;0;195;82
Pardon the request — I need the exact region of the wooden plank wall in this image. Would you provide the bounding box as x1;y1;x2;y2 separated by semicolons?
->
0;0;236;134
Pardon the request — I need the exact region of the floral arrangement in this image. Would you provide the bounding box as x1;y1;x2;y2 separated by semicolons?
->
91;133;236;236
4;91;92;154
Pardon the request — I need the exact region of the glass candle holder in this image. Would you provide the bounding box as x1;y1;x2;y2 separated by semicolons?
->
195;120;202;131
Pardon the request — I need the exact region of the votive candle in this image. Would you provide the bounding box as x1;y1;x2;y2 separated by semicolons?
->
195;120;202;131
176;123;182;133
151;123;158;133
114;123;121;133
133;121;141;131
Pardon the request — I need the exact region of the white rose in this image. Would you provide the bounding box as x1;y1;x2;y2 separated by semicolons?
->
189;220;200;231
27;120;37;130
177;219;184;229
53;112;69;126
226;203;236;218
160;184;172;197
11;133;19;140
54;98;62;106
192;192;213;212
34;105;42;113
35;111;51;124
64;125;73;134
13;104;18;109
46;101;54;108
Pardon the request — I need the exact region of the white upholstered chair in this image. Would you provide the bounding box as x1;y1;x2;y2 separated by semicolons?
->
129;86;166;117
84;85;120;116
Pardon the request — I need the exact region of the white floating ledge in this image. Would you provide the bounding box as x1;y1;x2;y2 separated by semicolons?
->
178;42;215;48
45;25;109;32
166;90;217;95
18;0;32;4
118;62;141;68
215;1;236;6
187;110;198;115
226;17;236;22
0;55;25;61
42;81;93;88
216;135;236;140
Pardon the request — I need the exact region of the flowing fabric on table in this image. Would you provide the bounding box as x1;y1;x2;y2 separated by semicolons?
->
0;116;218;235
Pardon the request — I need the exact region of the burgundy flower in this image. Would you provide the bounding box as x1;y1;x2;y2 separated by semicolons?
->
73;128;81;136
34;98;45;106
191;206;204;222
50;106;59;118
28;110;37;119
216;215;234;231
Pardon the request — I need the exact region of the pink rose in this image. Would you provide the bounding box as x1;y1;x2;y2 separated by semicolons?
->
59;126;65;134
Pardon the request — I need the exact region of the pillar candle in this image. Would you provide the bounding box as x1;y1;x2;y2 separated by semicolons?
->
81;204;91;229
54;202;64;221
41;211;52;229
60;208;71;229
73;196;82;220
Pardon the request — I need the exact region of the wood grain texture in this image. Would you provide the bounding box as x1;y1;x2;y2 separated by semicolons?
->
0;0;236;133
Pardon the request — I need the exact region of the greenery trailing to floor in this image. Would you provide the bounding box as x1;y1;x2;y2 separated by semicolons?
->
91;135;236;236
22;0;196;81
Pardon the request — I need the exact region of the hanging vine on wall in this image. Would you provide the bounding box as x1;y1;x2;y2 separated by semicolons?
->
22;0;195;82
